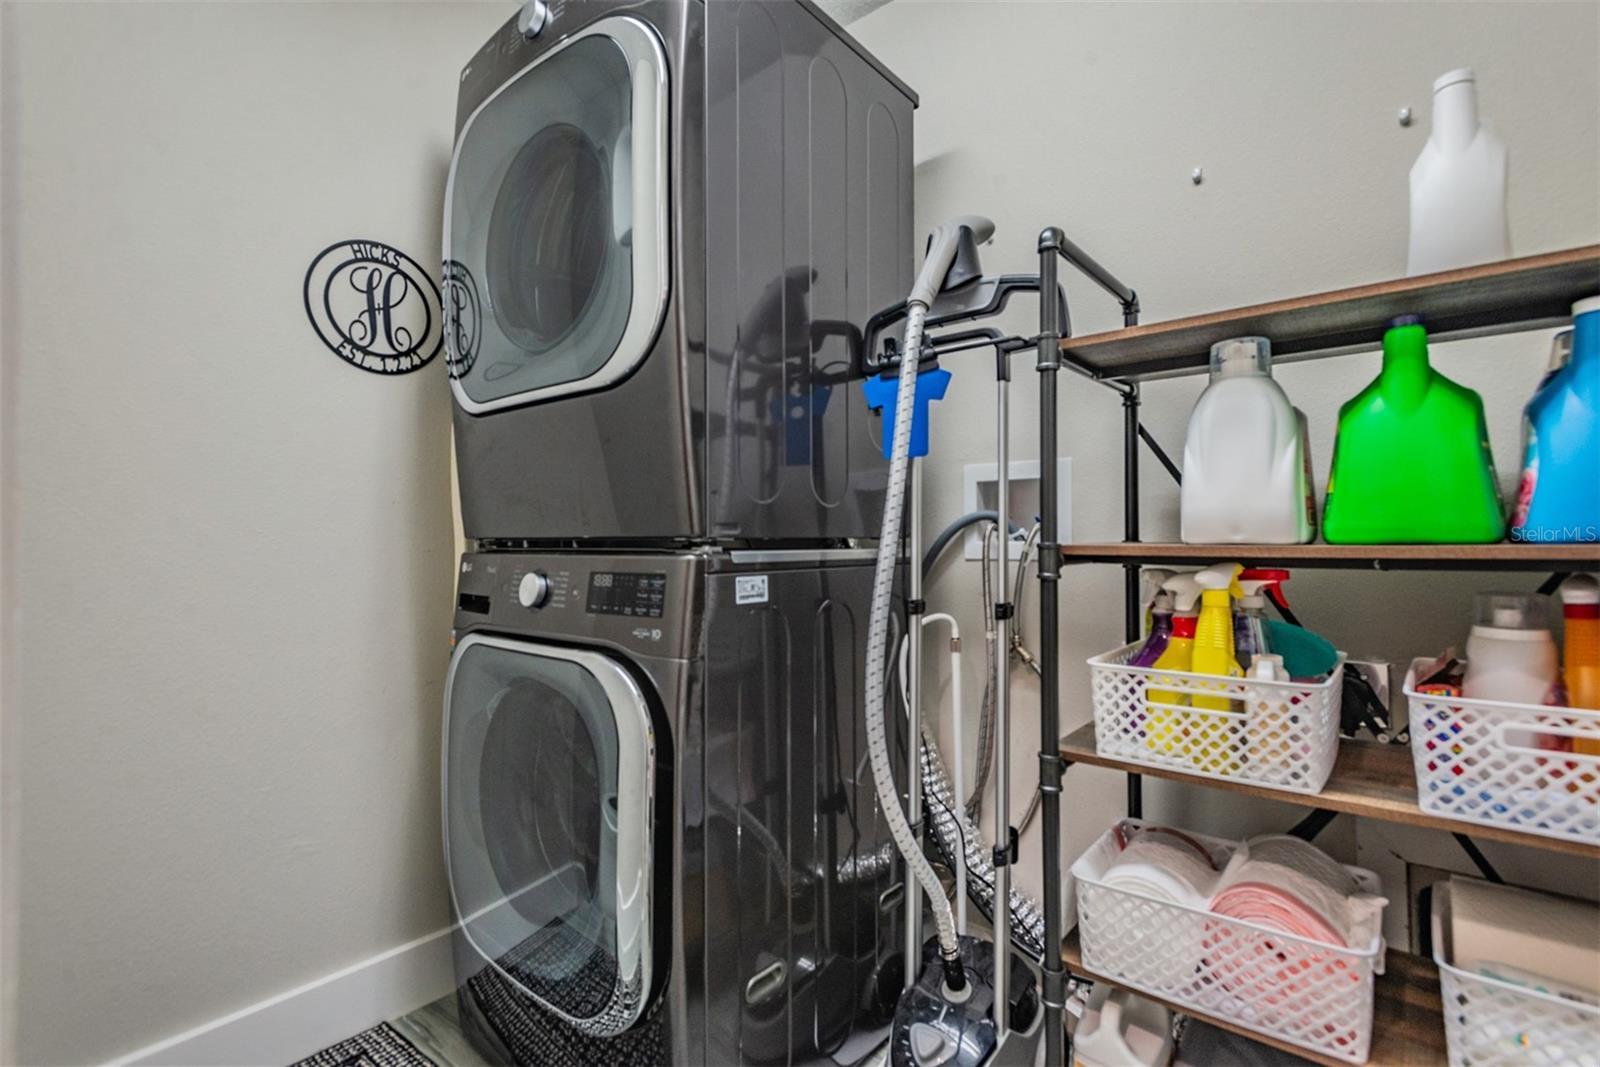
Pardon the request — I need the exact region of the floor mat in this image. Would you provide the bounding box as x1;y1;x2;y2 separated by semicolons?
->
289;1022;438;1067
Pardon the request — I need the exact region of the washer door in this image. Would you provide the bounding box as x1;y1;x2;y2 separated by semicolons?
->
444;16;668;414
444;634;656;1036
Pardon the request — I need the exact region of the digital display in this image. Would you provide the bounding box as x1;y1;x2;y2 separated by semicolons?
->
586;571;666;618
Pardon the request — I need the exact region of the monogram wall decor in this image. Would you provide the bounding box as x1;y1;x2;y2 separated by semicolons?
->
303;239;443;375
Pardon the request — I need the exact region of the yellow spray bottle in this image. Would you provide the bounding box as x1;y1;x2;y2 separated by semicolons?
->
1191;563;1246;708
1146;572;1202;756
1190;563;1247;774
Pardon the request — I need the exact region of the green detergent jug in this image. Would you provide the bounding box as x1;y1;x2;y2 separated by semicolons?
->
1322;317;1505;543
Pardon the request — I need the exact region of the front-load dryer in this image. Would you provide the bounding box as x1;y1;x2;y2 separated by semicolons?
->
443;548;907;1065
444;1;916;544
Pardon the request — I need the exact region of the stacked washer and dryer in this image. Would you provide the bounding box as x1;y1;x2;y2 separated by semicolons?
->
439;3;918;1064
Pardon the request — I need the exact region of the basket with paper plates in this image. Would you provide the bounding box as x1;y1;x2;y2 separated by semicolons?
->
1404;658;1600;845
1086;641;1345;794
1071;820;1387;1063
1430;878;1600;1067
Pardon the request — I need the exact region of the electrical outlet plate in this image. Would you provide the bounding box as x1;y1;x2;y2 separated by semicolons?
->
959;458;1072;560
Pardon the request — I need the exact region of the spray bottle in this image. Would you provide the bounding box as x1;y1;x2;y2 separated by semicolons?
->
1130;588;1176;669
1191;563;1246;711
1146;573;1203;756
1140;568;1176;637
1234;579;1274;671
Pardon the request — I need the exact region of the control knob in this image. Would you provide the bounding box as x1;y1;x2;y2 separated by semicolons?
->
517;571;551;609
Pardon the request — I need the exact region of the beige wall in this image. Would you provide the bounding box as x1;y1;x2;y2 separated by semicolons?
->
1;3;511;1062
850;0;1600;924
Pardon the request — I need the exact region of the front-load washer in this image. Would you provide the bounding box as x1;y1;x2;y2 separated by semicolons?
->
444;1;916;544
444;548;908;1066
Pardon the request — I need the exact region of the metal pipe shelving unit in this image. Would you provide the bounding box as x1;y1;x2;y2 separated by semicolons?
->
1029;239;1600;1065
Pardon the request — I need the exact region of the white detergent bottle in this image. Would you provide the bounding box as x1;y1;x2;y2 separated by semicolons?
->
1073;985;1173;1067
1407;68;1510;276
1180;337;1312;544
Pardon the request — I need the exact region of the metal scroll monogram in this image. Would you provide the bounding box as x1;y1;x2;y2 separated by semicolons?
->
303;239;443;375
442;259;482;379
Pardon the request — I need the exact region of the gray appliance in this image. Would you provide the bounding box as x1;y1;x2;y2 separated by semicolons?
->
444;0;916;543
444;548;907;1065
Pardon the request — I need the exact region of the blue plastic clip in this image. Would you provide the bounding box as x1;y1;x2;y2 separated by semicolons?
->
862;367;951;460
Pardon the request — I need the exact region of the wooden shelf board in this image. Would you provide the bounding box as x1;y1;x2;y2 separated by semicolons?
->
1061;722;1600;860
1060;245;1600;381
1058;541;1600;571
1063;928;1447;1067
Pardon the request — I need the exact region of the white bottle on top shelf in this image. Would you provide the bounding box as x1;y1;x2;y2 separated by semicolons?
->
1180;336;1314;545
1407;67;1510;276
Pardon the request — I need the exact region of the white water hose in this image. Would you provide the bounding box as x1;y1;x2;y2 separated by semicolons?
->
863;215;995;994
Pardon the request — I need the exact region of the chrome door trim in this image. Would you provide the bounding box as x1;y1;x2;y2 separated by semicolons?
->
444;16;670;415
441;632;656;1035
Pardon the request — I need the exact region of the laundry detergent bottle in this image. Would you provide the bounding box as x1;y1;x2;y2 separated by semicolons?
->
1510;297;1600;543
1322;317;1505;543
1181;337;1314;544
1146;573;1202;755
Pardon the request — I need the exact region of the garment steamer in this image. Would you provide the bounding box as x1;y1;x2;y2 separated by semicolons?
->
863;218;1140;1067
863;217;1045;1067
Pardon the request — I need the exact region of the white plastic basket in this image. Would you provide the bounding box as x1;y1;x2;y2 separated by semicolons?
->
1431;881;1600;1066
1404;658;1600;844
1087;641;1345;794
1071;820;1385;1063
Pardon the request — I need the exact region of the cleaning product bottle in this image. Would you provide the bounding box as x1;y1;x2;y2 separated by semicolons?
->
1146;573;1202;756
1234;578;1274;670
1245;653;1296;783
1510;297;1600;543
1180;337;1313;545
1139;568;1175;635
1463;593;1559;705
1130;587;1176;669
1322;316;1505;543
1241;567;1294;617
1191;564;1246;710
1561;575;1600;762
1407;68;1510;276
1561;574;1600;716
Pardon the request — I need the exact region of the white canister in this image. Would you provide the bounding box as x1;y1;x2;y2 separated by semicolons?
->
1462;593;1558;705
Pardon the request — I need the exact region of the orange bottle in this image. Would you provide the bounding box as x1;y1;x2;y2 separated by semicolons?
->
1561;575;1600;756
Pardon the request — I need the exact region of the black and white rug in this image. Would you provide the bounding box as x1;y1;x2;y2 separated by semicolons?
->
289;1022;437;1067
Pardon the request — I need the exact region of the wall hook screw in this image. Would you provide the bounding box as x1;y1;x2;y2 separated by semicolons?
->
1191;167;1204;185
1398;107;1413;127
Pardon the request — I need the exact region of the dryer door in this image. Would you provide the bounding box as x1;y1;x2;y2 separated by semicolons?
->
444;17;668;414
443;634;655;1036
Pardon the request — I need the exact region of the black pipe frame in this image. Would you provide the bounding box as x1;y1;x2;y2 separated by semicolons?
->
1036;228;1140;1065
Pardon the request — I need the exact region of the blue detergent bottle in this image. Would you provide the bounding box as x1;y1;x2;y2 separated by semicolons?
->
1511;296;1600;543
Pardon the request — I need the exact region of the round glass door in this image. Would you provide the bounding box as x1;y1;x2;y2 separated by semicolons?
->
444;17;668;413
444;635;655;1036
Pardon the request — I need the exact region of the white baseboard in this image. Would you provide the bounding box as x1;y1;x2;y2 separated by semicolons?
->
104;924;457;1067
